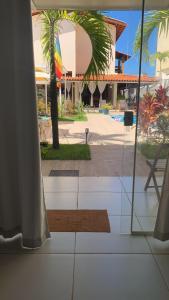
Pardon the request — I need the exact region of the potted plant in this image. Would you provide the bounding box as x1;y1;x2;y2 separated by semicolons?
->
101;104;112;115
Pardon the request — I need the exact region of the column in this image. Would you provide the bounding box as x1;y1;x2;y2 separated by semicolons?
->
112;83;118;108
75;82;79;104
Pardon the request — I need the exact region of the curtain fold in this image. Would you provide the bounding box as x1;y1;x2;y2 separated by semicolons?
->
66;82;72;100
88;82;96;107
0;0;50;248
97;82;107;104
77;82;84;102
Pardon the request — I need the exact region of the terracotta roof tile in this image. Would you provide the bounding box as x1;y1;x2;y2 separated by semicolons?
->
63;74;158;83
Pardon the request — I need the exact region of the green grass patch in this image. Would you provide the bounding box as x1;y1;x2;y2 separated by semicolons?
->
139;143;169;159
41;144;91;160
59;113;87;122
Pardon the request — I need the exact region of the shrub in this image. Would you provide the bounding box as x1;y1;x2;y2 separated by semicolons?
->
58;98;65;117
37;99;50;115
101;104;112;110
64;100;75;114
156;112;169;142
75;101;85;115
139;85;169;135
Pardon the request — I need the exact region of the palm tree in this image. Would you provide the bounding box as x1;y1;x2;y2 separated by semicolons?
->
41;10;112;149
150;51;169;76
134;10;169;56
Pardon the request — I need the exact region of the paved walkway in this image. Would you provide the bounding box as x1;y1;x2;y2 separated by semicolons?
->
42;113;148;176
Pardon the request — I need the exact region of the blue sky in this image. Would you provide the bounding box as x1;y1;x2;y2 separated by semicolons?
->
104;11;157;76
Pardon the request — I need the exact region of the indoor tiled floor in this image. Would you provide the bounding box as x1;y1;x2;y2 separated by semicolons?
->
1;176;169;299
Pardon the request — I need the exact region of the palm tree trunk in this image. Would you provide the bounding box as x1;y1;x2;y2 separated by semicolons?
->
50;21;59;149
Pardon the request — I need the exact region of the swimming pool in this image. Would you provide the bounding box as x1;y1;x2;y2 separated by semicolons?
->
111;114;136;125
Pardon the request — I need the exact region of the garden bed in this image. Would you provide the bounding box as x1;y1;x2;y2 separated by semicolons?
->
41;144;91;160
139;143;169;159
58;113;87;122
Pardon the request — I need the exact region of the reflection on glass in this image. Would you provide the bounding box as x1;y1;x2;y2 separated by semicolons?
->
132;6;169;235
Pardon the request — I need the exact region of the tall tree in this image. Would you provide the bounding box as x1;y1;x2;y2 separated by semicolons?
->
41;10;112;149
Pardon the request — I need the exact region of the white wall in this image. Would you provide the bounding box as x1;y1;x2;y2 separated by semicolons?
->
107;24;116;74
76;24;93;74
32;15;48;70
59;20;76;76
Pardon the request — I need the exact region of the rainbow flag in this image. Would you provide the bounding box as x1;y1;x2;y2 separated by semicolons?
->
54;35;63;80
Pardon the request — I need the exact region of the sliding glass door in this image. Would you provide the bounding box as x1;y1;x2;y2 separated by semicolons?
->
131;0;169;235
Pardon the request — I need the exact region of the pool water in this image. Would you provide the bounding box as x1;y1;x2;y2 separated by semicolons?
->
38;116;50;121
111;114;136;125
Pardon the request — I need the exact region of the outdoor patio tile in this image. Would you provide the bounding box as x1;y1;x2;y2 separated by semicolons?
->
45;192;78;210
43;176;78;192
0;254;74;300
76;216;150;254
146;237;169;254
0;233;76;254
79;177;122;192
78;192;131;215
73;254;169;300
127;192;158;217
155;255;169;289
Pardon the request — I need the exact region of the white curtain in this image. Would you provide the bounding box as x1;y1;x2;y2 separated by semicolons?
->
97;82;107;105
88;82;96;106
0;0;50;248
66;82;72;100
77;82;84;102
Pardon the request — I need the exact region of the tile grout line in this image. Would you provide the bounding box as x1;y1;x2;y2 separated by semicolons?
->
145;235;169;293
152;253;169;294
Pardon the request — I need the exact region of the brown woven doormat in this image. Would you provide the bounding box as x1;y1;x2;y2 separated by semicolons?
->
47;210;110;233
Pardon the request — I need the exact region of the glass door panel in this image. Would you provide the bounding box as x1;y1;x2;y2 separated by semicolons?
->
131;0;169;234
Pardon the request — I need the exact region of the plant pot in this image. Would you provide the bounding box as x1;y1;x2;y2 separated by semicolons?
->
99;109;103;113
103;109;109;115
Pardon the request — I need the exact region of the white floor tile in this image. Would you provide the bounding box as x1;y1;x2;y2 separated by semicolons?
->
0;254;74;300
127;192;158;217
0;233;76;254
76;217;150;254
43;176;78;192
35;233;75;254
45;192;77;209
138;217;156;232
155;255;169;290
79;177;122;192
78;192;131;216
73;254;169;300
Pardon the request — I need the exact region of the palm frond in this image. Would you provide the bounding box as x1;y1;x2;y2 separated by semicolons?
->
67;11;112;78
40;10;65;61
134;10;169;56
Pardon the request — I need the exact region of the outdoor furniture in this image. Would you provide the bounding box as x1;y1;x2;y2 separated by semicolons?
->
144;144;169;202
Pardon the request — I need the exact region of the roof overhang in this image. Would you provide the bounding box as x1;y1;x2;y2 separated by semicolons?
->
63;74;159;84
32;0;169;10
103;17;126;41
116;51;131;61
